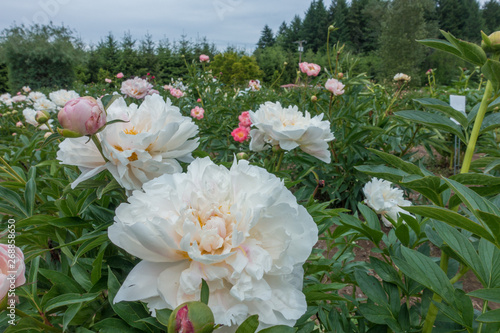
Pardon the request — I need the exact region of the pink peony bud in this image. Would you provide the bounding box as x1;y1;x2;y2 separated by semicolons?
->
16;121;23;127
116;72;124;79
197;98;202;103
167;302;215;333
199;54;210;62
0;244;26;301
57;97;106;137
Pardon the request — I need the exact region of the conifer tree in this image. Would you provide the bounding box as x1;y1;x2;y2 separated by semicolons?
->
257;25;275;49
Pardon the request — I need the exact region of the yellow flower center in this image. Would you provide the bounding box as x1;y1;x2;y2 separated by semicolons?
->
124;127;139;135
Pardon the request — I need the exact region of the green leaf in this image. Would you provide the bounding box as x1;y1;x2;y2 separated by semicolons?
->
417;38;462;58
475;210;500;246
402;175;443;206
235;315;259;333
478;238;500;287
433;221;488;286
39;268;86;294
0;185;29;218
393;247;455;304
72;235;108;266
403;206;496;244
358;301;393;325
91;318;142;333
354;165;409;183
44;292;100;312
24;167;36;217
444;178;500;217
480;113;500;134
370;257;405;290
467;288;500;303
484;158;500;174
441;30;487;66
155;308;173;327
305;291;347;302
201;279;209;305
450;173;500;186
367;148;423;176
482;59;500;91
395;223;410;247
395;110;466;143
259;326;297;333
476;309;500;323
415;98;468;128
91;243;108;285
101;94;122;111
354;270;388;307
63;303;82;331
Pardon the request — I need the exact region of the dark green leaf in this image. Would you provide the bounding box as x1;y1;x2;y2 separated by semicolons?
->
235;315;259;333
482;59;500;91
467;288;500;303
476;309;500;323
415;98;468;128
201;279;209;305
44;292;100;312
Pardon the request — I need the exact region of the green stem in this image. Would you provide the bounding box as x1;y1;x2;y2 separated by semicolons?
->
91;135;108;163
461;80;493;173
327;28;333;75
270;63;287;90
275;151;284;173
422;252;449;332
449;265;470;284
0;156;25;184
477;300;489;333
384;83;406;117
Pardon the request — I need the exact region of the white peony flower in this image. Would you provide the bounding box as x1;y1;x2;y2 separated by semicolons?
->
33;98;57;113
363;177;412;227
1;93;11;101
49;89;80;107
249;102;334;163
393;73;411;82
120;77;153;99
22;107;52;130
11;95;27;103
57;94;199;191
27;91;47;103
108;157;318;331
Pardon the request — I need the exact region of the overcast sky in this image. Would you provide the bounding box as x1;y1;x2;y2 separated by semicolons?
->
0;0;313;52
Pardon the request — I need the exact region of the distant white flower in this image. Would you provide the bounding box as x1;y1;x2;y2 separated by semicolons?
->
11;95;27;103
28;91;47;103
393;73;411;82
33;98;57;113
249;102;334;163
325;78;345;96
57;94;199;191
363;177;412;227
120;77;153;99
108;157;318;330
1;93;12;101
49;89;80;107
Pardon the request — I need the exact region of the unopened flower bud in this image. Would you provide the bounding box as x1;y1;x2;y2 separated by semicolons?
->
167;302;215;333
283;62;288;66
311;95;318;103
58;96;106;138
481;31;500;53
236;152;248;160
328;25;335;32
272;145;281;153
36;110;50;124
318;180;325;188
337;72;344;79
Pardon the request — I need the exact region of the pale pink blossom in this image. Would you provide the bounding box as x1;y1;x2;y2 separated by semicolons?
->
197;98;202;103
170;88;184;99
190;106;205;120
231;126;249;142
22;86;31;93
248;80;261;91
105;78;112;83
116;72;124;79
299;62;321;76
163;84;173;91
148;89;160;95
238;111;252;127
121;77;153;99
325;78;345;96
0;244;26;301
12;95;27;103
16;121;23;127
199;54;210;62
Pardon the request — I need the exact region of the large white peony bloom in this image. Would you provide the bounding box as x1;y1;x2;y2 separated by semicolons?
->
249;102;334;163
363;177;412;227
57;94;199;191
108;157;318;331
49;89;80;107
27;91;47;103
33;98;57;113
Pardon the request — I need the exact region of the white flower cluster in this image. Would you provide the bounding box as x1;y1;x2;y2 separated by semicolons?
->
363;177;412;227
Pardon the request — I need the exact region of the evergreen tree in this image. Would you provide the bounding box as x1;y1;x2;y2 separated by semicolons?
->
482;0;500;34
328;0;350;45
118;31;138;77
138;33;157;74
378;0;437;83
275;21;288;48
96;32;120;73
437;0;484;42
257;25;275;49
301;0;329;52
282;16;303;52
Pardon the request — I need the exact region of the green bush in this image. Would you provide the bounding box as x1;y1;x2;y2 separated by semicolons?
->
209;51;263;86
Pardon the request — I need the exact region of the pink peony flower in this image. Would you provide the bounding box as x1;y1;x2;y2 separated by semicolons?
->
231;126;249;142
190;106;205;120
248;80;261;91
238;111;252;127
170;88;184;99
325;78;345;96
299;62;309;73
105;78;112;83
299;62;321;76
11;95;27;103
57;97;106;137
197;98;202;103
116;72;124;79
148;89;160;95
16;121;23;127
199;54;210;62
164;84;173;91
121;77;153;99
0;243;26;301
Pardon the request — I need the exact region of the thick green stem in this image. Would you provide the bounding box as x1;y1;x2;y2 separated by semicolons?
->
91;135;108;163
477;300;489;333
422;252;449;332
275;151;284;173
461;80;493;173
